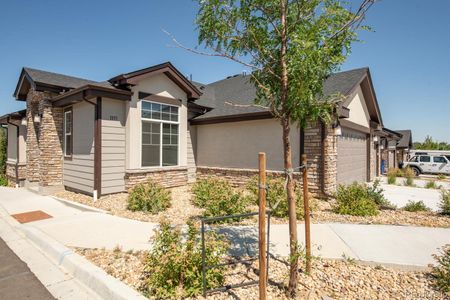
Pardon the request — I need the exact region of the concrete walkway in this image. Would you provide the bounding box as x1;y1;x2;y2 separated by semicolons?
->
0;187;449;267
380;183;443;211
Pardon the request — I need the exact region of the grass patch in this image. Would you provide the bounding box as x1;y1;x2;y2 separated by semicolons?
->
425;181;438;189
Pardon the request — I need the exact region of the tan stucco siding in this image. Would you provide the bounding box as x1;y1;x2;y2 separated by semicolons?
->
126;73;188;171
346;86;371;129
7;125;17;162
18;124;26;164
194;119;301;171
63;101;95;194
102;98;126;194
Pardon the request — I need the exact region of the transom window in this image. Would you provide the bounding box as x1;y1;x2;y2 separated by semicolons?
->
64;109;73;157
141;100;179;167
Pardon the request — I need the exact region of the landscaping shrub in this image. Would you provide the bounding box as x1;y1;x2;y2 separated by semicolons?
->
333;182;379;216
437;174;446;181
141;220;228;298
431;245;450;294
127;180;171;213
403;167;415;186
245;175;317;220
402;200;429;212
192;178;248;219
425;180;437;189
386;168;398;185
367;180;392;209
440;190;450;215
0;174;7;187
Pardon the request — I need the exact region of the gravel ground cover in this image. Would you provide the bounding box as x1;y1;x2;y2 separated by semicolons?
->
54;187;450;228
54;186;204;226
75;247;446;300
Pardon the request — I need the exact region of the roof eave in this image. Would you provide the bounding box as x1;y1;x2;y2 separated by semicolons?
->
52;85;132;107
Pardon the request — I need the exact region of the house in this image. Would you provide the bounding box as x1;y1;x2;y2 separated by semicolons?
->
394;129;413;163
380;128;403;172
0;62;387;198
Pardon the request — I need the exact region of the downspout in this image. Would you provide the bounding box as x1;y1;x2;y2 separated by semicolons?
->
6;117;20;187
82;92;102;200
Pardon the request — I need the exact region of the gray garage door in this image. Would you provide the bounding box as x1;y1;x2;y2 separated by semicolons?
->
337;128;368;185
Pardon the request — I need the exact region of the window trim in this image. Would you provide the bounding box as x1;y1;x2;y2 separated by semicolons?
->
63;107;73;159
140;100;180;168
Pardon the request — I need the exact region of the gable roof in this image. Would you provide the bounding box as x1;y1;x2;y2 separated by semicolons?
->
192;67;380;124
395;129;413;149
14;67;100;100
108;62;201;100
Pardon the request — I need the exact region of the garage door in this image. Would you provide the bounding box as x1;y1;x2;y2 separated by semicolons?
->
337;128;368;185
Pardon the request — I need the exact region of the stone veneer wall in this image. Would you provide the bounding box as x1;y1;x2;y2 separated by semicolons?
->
6;163;26;185
125;167;188;190
196;167;302;187
321;124;338;195
25;89;64;187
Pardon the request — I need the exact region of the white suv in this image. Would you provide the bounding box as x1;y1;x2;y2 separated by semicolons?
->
402;155;450;176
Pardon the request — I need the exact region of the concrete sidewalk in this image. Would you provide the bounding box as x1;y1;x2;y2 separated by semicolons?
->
380;183;443;211
0;187;449;267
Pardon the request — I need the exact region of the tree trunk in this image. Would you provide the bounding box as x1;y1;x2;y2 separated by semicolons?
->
279;0;298;297
282;117;299;297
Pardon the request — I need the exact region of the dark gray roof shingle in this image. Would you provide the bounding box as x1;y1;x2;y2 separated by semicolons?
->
24;67;99;89
395;130;413;148
193;67;369;120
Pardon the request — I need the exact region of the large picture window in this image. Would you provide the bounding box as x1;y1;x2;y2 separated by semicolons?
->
141;101;179;167
64;109;73;157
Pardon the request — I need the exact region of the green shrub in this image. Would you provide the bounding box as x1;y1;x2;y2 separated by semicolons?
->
245;175;316;220
367;180;392;208
0;174;7;186
402;200;429;212
431;245;450;293
192;178;248;219
387;168;403;177
404;167;415;186
141;220;227;298
333;182;379;216
437;174;446;181
387;174;396;185
425;181;437;189
127;180;171;213
440;190;450;215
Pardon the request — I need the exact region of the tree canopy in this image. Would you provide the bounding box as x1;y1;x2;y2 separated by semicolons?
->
414;136;450;151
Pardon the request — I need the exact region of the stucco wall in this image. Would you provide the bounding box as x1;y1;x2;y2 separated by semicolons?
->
7;125;17;162
126;73;188;170
346;86;370;128
194;119;301;171
102;98;126;194
63;101;95;194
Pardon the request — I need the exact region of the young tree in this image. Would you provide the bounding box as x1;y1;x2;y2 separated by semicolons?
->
189;0;375;296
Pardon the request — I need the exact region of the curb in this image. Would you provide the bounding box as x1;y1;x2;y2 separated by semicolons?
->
51;195;110;214
0;204;146;300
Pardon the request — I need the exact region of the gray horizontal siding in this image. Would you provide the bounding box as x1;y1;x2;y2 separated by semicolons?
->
101;98;126;195
63;101;95;195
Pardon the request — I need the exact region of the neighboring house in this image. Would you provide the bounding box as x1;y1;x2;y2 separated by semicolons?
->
394;129;413;163
0;62;387;197
380;128;403;172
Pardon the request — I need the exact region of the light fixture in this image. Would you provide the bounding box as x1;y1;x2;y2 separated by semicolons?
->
332;120;342;136
21;118;27;126
34;114;41;123
374;136;379;142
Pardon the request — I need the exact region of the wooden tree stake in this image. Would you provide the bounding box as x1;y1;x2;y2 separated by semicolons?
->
258;152;267;300
302;154;312;274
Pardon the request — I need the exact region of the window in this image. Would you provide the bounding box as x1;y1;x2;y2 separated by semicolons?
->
64;109;73;157
419;156;431;163
141;100;179;167
409;156;419;162
433;156;447;163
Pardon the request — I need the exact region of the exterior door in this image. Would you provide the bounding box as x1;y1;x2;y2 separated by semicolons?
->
337;128;368;185
419;155;432;173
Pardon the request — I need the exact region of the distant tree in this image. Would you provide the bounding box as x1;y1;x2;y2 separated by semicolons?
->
414;136;450;150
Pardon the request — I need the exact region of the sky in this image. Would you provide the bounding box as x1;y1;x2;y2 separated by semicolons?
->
0;0;449;142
